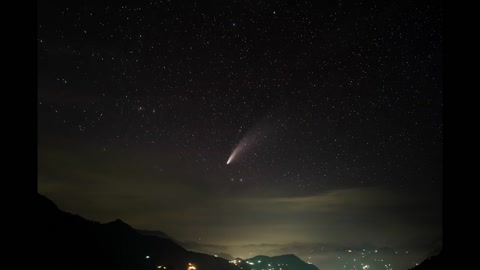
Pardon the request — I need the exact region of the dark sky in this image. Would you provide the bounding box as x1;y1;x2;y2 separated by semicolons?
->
37;0;443;269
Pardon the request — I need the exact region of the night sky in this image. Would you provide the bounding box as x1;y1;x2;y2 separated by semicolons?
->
37;0;443;269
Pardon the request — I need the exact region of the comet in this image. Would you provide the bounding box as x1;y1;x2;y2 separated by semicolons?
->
226;123;270;165
226;143;245;164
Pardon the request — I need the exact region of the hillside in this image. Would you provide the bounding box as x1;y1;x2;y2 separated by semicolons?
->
22;193;318;270
28;193;238;270
234;254;319;270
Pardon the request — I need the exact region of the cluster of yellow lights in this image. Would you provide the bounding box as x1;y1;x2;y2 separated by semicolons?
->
229;259;242;265
188;262;196;270
156;266;167;269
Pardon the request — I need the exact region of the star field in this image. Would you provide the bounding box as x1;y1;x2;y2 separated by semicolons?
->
38;1;443;269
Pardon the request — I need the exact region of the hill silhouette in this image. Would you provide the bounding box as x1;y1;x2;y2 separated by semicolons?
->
408;250;444;270
25;193;318;270
236;254;319;270
138;229;171;239
29;193;239;270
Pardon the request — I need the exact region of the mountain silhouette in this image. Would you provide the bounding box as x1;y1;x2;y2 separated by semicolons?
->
237;254;319;270
24;193;318;270
408;250;444;270
138;229;171;239
28;193;239;270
